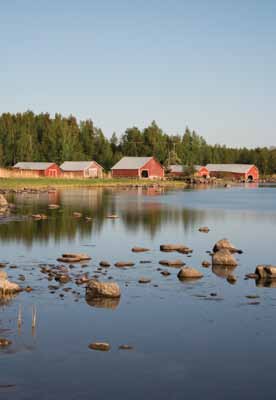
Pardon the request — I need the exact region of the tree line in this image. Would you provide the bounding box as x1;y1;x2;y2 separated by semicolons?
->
0;111;275;175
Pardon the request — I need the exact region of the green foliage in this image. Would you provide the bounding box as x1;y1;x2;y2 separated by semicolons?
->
0;111;275;175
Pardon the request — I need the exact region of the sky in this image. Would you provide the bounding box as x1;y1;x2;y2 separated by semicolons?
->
0;0;275;147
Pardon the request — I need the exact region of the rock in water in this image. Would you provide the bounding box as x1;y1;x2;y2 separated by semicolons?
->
255;265;276;280
213;239;242;254
0;271;20;293
99;261;111;267
138;277;151;284
159;260;185;267
132;247;150;252
115;261;134;268
177;267;203;280
0;338;12;347
198;227;210;233
88;342;110;351
160;244;192;254
86;279;121;298
212;249;238;266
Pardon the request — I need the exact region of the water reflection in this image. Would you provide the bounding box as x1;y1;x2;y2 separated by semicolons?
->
0;188;209;244
212;265;237;279
85;296;121;310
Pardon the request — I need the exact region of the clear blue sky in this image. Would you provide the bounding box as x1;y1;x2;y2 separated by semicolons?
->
0;0;275;147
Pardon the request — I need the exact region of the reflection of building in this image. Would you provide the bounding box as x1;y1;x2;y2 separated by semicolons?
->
13;162;61;177
111;157;164;179
60;161;103;178
168;165;209;178
206;164;259;181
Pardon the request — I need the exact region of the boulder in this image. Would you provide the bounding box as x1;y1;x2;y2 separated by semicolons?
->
212;249;238;266
132;247;150;253
159;259;185;267
160;244;192;254
86;279;121;298
106;215;119;219
88;342;110;351
177;267;203;280
115;261;134;268
73;212;82;218
0;274;21;293
57;253;91;263
255;265;276;280
213;239;242;254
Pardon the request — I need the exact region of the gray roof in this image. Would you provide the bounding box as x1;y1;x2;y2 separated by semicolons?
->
60;161;100;171
111;157;154;170
169;165;204;173
13;162;55;170
206;164;255;173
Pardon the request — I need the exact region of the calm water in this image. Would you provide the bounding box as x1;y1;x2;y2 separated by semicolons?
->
1;184;276;400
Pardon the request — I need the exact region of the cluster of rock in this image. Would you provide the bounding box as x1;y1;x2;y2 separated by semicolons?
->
212;239;240;267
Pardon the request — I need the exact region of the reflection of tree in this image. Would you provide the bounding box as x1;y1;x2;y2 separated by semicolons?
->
0;188;114;246
120;203;207;237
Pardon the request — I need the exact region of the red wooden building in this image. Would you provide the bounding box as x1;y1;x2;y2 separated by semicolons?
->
168;165;209;178
206;164;259;181
60;161;103;178
111;157;164;179
13;162;61;177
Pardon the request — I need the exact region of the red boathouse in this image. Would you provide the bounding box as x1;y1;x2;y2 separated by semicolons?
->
111;157;164;179
206;164;259;181
168;165;209;178
13;162;61;177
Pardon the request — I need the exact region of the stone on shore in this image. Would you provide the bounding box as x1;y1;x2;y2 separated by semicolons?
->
177;267;203;280
86;279;121;299
212;249;238;266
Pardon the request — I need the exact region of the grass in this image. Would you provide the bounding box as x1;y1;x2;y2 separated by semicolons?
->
0;177;188;189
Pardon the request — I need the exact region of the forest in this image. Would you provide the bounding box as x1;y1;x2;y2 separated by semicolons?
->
0;111;275;175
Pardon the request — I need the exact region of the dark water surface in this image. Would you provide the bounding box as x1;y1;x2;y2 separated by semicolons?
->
0;185;276;400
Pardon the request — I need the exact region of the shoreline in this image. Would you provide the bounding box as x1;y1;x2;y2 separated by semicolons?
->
0;177;263;191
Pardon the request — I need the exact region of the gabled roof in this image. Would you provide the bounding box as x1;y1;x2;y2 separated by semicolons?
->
169;165;205;173
13;162;55;170
206;164;255;173
60;161;102;171
111;157;154;170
